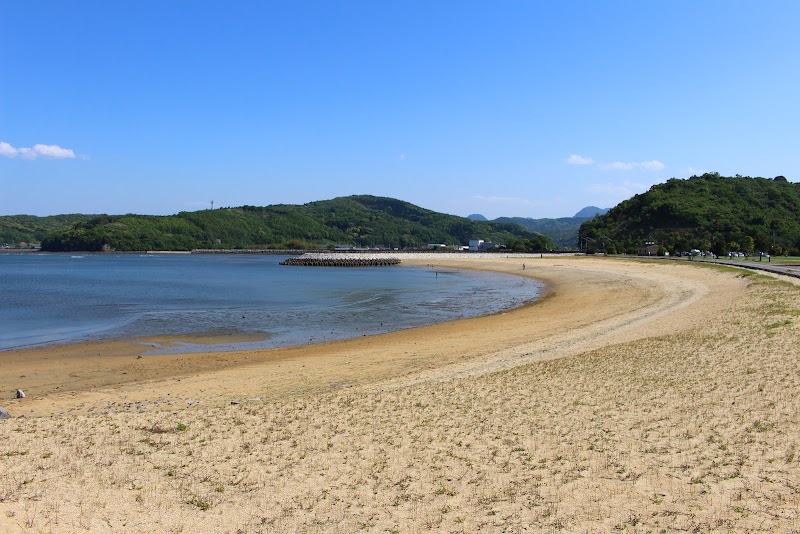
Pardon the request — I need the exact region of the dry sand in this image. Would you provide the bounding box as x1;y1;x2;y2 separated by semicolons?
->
1;256;799;532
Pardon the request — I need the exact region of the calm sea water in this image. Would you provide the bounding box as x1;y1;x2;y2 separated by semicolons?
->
0;253;541;353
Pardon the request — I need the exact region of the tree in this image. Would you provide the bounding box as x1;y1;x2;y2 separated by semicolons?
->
742;236;755;255
578;174;800;258
505;237;521;251
712;241;728;258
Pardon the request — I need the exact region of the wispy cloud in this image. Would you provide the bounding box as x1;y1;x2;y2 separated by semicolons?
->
599;160;665;171
566;154;594;165
566;154;665;172
586;181;649;197
0;141;78;160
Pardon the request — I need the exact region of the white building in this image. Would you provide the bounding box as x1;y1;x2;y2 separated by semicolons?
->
469;239;484;252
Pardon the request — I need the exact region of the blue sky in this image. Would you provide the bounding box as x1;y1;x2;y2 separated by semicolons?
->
2;1;798;219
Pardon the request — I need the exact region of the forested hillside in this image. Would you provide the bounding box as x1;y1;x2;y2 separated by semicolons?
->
468;208;609;249
579;173;800;255
38;195;554;252
0;214;95;245
494;216;590;249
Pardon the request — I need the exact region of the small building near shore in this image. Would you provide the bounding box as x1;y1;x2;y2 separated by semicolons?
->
638;242;660;256
468;239;498;252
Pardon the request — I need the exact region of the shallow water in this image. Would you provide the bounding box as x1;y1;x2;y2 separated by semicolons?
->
0;253;541;353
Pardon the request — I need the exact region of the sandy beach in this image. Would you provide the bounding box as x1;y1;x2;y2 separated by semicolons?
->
1;255;799;532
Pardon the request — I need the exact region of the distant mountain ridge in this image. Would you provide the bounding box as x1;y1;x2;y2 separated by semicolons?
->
25;195;555;252
466;206;609;248
574;206;609;218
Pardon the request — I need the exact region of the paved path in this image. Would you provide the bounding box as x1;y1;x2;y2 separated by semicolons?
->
677;257;800;279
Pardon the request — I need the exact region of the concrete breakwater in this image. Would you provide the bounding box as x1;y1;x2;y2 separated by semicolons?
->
280;254;401;267
281;251;582;266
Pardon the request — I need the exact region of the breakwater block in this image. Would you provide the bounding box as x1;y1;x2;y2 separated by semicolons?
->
280;257;401;267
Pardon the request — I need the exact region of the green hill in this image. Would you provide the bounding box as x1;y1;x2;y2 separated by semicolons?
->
494;216;591;249
0;214;96;246
479;207;609;249
37;195;555;252
578;173;800;255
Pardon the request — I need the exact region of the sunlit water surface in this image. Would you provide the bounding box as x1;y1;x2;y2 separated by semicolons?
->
0;254;541;354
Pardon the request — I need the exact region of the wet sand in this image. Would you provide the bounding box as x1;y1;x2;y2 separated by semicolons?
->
3;256;672;416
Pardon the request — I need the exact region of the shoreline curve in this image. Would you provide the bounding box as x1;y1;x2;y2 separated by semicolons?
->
1;255;755;417
4;255;800;532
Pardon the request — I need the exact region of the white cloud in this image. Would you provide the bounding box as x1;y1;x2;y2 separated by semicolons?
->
0;142;17;157
639;160;665;171
17;148;37;159
567;154;665;171
0;141;77;160
32;143;76;159
567;154;594;165
600;160;665;171
586;181;649;197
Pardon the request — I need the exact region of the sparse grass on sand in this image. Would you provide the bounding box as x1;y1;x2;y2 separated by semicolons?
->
1;257;799;532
